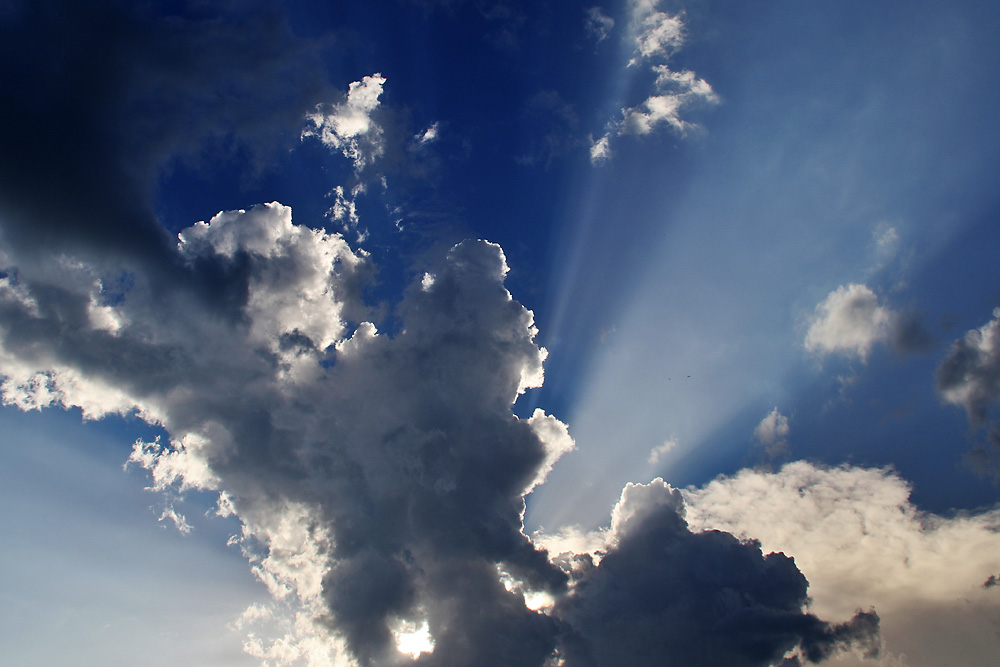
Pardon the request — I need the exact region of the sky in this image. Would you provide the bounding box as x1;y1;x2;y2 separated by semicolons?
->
1;1;1000;665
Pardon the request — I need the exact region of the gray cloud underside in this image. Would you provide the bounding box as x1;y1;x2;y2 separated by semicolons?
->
937;307;1000;424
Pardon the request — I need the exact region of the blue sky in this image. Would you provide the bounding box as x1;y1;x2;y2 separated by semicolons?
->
2;1;1000;665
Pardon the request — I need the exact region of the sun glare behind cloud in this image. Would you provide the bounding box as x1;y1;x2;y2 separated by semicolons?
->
392;619;434;660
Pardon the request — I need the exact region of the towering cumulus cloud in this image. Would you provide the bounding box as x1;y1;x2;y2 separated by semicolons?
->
0;199;879;665
0;201;567;665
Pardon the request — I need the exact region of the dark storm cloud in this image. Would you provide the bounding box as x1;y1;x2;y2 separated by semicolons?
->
553;480;880;667
0;0;330;270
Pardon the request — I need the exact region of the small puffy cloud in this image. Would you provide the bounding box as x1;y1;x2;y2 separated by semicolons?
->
302;73;387;170
584;6;614;43
755;407;791;457
685;462;1000;666
755;407;790;445
158;506;192;534
804;284;894;361
589;134;612;162
414;122;439;145
591;2;718;163
326;184;368;244
872;223;900;264
804;283;930;361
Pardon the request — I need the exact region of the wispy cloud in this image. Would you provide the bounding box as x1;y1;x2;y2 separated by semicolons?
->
584;6;615;43
648;435;678;464
805;283;930;363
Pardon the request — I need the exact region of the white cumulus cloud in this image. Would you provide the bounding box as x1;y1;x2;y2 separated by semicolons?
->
685;461;1000;667
302;73;387;170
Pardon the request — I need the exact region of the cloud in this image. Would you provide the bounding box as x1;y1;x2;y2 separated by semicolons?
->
620;67;720;136
302;74;388;171
0;6;891;660
937;307;1000;476
755;407;791;457
584;6;614;43
804;284;895;361
591;1;718;162
648;435;678;464
549;478;880;667
805;283;931;362
685;462;1000;666
0;0;333;273
0;196;574;664
0;189;888;665
589;134;612;162
414;123;440;146
937;307;1000;424
627;1;685;65
872;223;901;265
327;184;369;244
